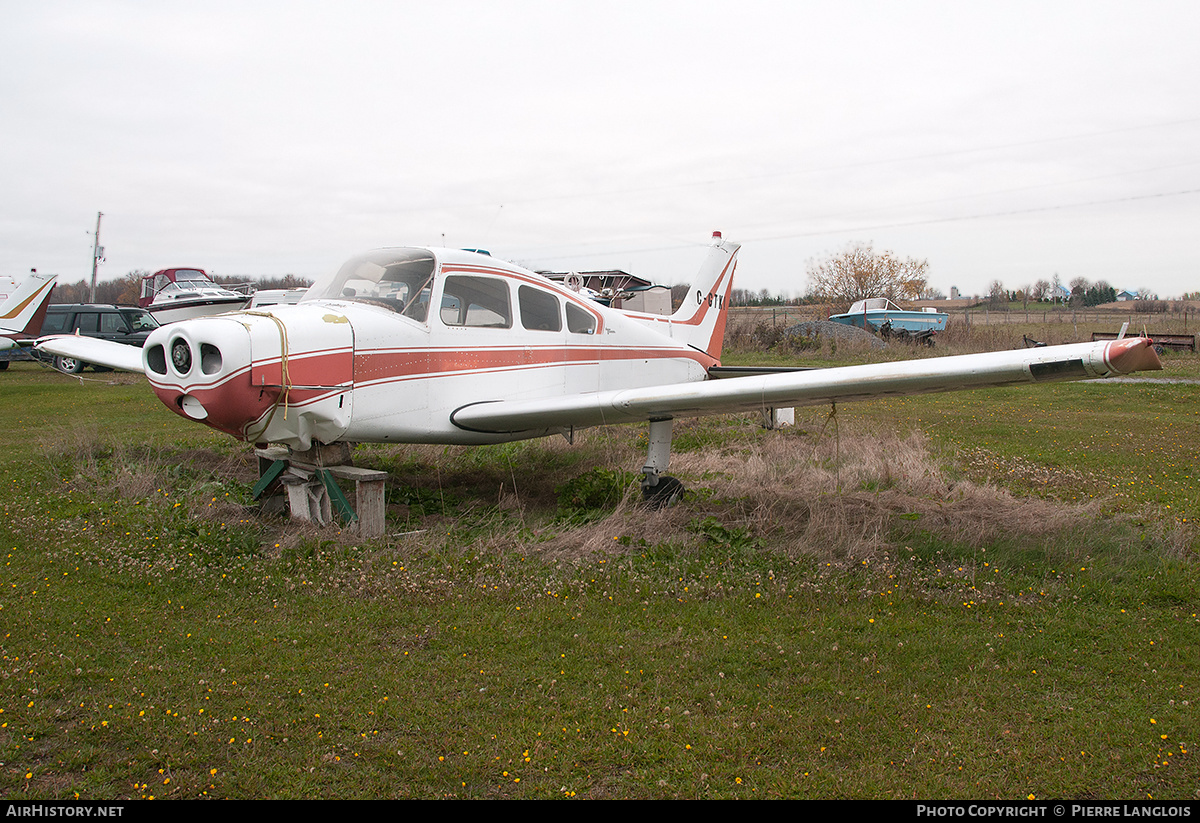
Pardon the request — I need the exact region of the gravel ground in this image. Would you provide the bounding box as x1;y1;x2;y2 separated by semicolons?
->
784;319;886;349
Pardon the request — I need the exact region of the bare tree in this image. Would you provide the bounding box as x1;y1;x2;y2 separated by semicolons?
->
806;242;929;307
1069;276;1090;307
988;279;1007;309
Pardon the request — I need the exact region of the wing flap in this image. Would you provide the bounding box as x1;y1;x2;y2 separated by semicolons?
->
451;338;1161;434
36;335;147;374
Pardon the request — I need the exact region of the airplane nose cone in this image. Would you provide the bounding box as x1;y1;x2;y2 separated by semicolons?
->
144;318;260;438
143;307;355;448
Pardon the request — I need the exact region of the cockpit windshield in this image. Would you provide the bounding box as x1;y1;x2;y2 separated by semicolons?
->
303;248;437;322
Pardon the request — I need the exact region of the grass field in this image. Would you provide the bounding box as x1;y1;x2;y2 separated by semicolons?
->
0;347;1196;800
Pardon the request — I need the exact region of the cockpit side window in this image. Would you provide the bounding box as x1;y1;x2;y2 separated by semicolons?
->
305;248;437;322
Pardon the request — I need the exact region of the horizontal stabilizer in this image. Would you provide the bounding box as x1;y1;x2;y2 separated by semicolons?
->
36;335;147;374
451;338;1161;434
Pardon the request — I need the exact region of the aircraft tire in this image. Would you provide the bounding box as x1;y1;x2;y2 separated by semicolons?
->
642;475;685;509
0;361;8;371
54;356;86;374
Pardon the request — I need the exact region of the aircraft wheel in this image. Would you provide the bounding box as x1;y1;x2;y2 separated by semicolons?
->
54;356;86;374
641;475;685;509
0;361;8;371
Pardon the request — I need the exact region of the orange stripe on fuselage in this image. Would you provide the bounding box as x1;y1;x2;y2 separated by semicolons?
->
353;344;716;387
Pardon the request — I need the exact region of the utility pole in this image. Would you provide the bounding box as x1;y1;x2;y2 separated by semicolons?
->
89;211;104;302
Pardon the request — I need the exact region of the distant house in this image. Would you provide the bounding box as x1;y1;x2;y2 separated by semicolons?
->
1051;284;1071;302
1116;290;1137;302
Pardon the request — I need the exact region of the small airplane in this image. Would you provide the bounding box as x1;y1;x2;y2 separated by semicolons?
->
37;233;1163;504
1;271;58;354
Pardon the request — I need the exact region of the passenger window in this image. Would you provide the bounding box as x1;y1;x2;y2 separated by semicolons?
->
566;303;596;335
41;314;67;334
519;286;562;332
440;276;511;328
101;313;127;334
76;313;100;333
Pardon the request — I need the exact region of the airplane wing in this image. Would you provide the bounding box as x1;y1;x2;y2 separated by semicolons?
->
36;335;147;374
450;337;1162;434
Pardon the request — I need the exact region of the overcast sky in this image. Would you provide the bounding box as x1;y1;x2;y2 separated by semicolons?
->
3;0;1198;298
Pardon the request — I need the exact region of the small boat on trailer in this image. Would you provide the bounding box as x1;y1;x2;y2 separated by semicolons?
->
829;297;948;344
138;268;251;324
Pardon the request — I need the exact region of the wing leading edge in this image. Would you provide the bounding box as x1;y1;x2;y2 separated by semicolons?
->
36;335;147;373
450;337;1162;434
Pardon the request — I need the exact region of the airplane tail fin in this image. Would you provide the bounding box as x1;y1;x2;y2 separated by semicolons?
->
0;273;57;336
669;232;740;361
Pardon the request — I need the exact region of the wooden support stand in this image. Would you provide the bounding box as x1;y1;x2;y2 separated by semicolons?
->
254;446;388;538
759;407;795;429
325;465;388;538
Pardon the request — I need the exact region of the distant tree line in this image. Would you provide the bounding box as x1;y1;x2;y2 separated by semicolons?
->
671;284;804;310
1075;281;1117;307
729;288;796;306
985;276;1154;310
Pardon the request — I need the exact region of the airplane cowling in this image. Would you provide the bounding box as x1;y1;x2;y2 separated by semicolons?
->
243;307;354;448
144;307;355;449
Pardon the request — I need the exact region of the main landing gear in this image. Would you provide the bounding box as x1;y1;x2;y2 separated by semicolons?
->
640;418;685;508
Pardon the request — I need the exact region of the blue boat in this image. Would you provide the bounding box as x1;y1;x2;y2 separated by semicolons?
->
829;298;948;341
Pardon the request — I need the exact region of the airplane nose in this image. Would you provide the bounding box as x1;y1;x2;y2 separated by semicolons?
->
145;318;257;433
143;308;355;448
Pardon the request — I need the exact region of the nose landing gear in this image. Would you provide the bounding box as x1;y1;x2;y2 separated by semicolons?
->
640;418;685;508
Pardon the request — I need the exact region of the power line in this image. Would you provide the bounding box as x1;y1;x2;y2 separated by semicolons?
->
748;188;1200;242
516;187;1200;264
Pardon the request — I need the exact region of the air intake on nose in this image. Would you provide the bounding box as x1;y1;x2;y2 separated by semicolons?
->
178;394;208;420
146;344;167;375
201;343;222;375
171;338;193;374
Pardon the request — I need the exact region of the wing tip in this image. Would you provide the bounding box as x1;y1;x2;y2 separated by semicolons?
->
1106;337;1164;374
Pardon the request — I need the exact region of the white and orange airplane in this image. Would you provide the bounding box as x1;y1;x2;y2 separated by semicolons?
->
1;272;58;355
37;233;1162;502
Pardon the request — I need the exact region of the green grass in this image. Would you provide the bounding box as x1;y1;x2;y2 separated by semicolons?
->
0;360;1196;799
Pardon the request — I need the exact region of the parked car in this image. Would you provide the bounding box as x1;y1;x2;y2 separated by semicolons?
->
39;304;160;373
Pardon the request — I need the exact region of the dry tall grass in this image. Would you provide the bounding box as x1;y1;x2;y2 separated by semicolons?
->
520;424;1103;563
42;417;1144;568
